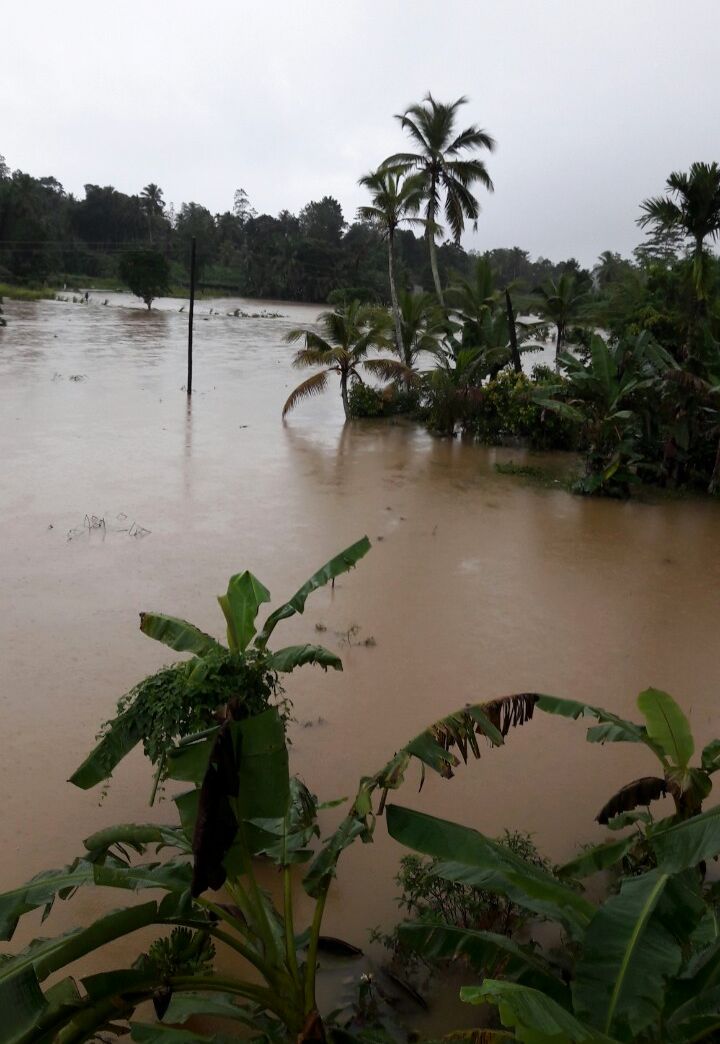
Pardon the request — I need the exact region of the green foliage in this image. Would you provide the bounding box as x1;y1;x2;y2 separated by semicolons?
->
118;249;170;309
375;831;549;978
347;380;386;417
468;370;578;450
70;537;370;791
386;690;720;1043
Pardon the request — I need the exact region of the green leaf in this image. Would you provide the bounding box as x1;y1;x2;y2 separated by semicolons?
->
84;824;190;856
1;965;47;1044
399;922;566;999
139;613;223;657
0;861;96;940
557;836;637;880
163;990;258;1026
386;805;594;940
165;733;215;785
664;982;720;1044
218;571;270;653
69;706;145;790
572;869;681;1038
637;688;694;769
92;858;192;893
0;902;160;988
537;696;660;753
266;644;343;672
651;803;720;872
255;536;371;647
462;980;618;1043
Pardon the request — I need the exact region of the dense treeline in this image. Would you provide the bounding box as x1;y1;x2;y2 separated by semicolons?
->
0;152;588;301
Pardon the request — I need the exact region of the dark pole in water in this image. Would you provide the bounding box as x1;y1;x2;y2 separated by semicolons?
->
187;237;196;395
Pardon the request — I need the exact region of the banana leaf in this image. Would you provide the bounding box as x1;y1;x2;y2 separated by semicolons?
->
637;688;694;769
536;696;661;755
386;805;594;940
69;704;146;790
139;613;223;657
572;869;693;1038
303;695;540;899
0;860;96;940
266;644;343;672
557;835;638;880
0;901;159;988
462;980;621;1043
399;922;567;1000
255;536;371;647
651;802;720;872
217;571;271;653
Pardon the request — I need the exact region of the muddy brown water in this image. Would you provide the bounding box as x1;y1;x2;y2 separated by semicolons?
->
1;292;720;1026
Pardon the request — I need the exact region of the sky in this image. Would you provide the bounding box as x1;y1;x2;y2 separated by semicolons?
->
2;0;718;266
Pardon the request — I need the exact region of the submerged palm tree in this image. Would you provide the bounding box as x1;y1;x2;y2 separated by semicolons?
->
357;168;425;358
385;94;495;305
282;302;413;420
535;273;588;368
639;162;720;299
395;290;446;370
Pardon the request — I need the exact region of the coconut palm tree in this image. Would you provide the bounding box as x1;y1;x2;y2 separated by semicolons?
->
141;183;165;215
395;290;446;370
639;162;720;300
535;273;588;368
357;167;425;357
282;302;413;420
385;94;495;305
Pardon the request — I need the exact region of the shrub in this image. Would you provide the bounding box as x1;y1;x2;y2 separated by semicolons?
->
465;370;578;450
348;380;386;417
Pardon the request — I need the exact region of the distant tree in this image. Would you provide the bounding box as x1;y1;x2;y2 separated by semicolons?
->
118;249;170;309
386;94;495;305
0;155;9;181
299;197;345;246
233;188;256;225
357;166;425;356
535;273;589;367
174;202;217;278
140;183;165;215
639;162;720;298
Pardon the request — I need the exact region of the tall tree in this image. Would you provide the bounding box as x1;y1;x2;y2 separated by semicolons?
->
357;167;424;357
386;94;495;305
639;162;720;299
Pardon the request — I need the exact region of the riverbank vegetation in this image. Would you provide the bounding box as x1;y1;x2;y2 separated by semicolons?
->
4;545;720;1041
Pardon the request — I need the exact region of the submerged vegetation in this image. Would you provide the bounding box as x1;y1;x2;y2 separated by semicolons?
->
4;541;720;1041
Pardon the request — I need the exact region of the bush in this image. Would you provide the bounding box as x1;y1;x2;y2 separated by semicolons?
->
466;370;578;450
348;380;386;417
374;831;549;981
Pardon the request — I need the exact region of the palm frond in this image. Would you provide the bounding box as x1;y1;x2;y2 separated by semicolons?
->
362;358;421;385
282;369;331;417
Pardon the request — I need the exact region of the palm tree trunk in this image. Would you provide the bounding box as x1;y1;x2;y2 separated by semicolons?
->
340;369;350;421
505;289;522;374
709;433;720;495
555;324;564;371
428;228;444;306
387;232;404;360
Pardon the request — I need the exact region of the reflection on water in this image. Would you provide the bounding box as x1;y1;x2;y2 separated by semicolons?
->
1;292;720;994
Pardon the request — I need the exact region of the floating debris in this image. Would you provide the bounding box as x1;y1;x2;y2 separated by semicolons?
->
67;513;151;542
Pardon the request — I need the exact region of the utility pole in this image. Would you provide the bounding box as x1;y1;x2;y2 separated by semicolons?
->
187;237;196;395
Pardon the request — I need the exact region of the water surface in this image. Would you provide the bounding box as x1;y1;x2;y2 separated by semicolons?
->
1;292;719;1007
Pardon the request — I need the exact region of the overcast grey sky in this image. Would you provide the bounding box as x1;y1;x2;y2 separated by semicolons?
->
3;0;718;265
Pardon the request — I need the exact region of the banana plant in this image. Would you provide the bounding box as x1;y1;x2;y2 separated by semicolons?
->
387;691;720;1042
0;691;542;1043
535;332;676;495
70;536;372;795
1;526;546;1042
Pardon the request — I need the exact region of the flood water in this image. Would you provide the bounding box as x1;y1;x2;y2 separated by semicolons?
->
2;292;720;1015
